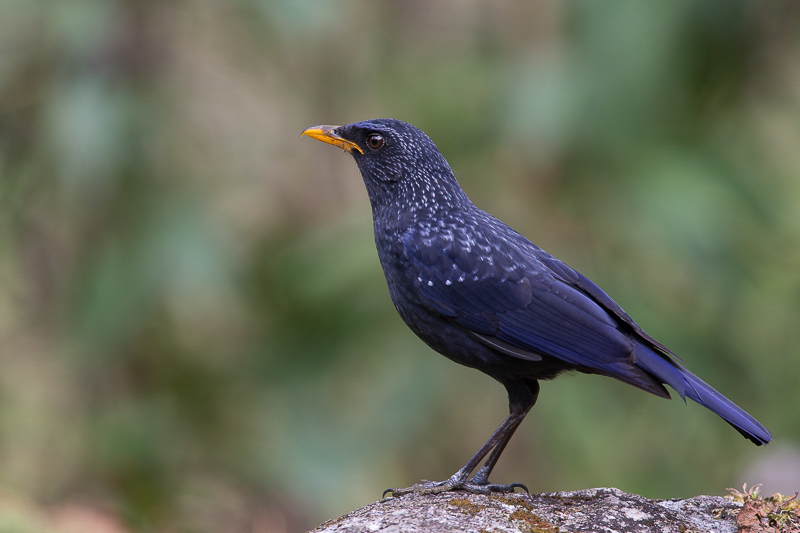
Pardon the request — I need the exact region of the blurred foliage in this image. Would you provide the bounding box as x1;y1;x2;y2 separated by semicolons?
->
1;0;799;531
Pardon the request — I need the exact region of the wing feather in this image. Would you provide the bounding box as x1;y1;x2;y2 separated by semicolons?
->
404;229;643;380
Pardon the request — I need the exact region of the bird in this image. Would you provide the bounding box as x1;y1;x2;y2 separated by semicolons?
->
301;118;772;496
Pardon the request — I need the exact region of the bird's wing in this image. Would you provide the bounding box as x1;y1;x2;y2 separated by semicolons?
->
531;244;772;444
402;227;668;393
536;252;678;358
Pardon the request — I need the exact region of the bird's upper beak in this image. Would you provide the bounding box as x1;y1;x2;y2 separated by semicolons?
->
302;125;364;154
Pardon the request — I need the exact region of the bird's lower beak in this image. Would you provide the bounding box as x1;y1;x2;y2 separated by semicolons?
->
302;125;364;154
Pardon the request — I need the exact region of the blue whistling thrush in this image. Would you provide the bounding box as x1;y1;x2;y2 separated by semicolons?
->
302;118;772;496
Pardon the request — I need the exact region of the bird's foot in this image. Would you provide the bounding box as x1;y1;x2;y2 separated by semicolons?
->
382;477;528;498
382;479;453;498
463;479;529;495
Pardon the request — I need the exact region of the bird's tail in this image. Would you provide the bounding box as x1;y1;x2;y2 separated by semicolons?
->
633;343;773;446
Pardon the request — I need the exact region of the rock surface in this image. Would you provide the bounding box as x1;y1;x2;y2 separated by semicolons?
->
311;487;742;533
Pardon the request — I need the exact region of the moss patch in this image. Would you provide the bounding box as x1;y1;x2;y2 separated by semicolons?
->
488;495;561;533
727;485;800;533
508;507;561;533
447;497;486;517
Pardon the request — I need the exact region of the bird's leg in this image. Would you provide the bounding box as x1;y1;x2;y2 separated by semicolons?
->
383;378;538;497
382;410;522;498
466;423;522;487
470;379;539;487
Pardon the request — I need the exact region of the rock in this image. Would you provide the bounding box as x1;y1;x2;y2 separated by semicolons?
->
311;487;742;533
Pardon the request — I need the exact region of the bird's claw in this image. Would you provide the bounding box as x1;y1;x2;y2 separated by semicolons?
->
493;481;529;494
459;480;529;495
382;478;528;498
382;479;447;498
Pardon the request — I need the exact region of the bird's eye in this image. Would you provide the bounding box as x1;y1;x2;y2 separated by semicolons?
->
367;133;385;150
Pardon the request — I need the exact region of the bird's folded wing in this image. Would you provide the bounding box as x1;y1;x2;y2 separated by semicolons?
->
403;231;667;388
537;253;678;359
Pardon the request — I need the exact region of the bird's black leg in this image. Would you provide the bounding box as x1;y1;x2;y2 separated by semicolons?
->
383;378;538;497
470;379;539;488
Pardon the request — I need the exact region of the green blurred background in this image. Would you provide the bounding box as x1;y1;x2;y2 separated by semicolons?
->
1;1;799;531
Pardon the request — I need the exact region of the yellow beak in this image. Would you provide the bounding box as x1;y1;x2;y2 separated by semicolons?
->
302;125;364;154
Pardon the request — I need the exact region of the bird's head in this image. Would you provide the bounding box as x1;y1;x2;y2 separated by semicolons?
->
302;118;468;215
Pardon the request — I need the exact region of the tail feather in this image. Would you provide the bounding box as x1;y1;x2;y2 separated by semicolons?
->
633;344;772;446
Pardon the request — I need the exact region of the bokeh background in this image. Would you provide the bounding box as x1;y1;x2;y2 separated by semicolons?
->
1;1;800;531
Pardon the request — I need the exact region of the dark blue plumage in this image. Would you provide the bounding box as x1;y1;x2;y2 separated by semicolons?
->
302;118;772;495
